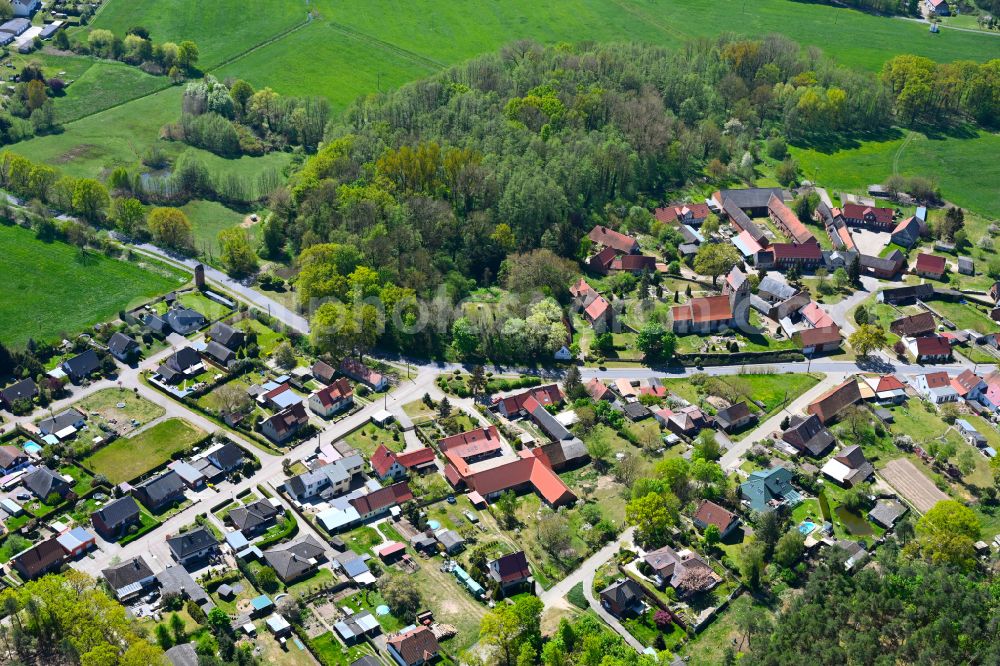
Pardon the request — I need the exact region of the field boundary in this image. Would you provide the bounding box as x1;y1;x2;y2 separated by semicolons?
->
325;20;446;72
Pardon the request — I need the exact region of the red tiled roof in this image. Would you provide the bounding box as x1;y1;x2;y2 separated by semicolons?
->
263;383;293;403
771;242;823;261
263;402;308;436
570;278;596;298
875;375;906;392
349;482;413;515
312;377;353;407
801;302;834;328
339;357;385;387
915;253;946;275
371;444;397;478
387;626;440;665
438;426;503;470
590;246;618;270
795;324;841;347
496;384;564;415
585;296;610;322
807;378;861;423
586;378;613;401
671;295;733;324
951;369;983;396
768;194;814;244
588;225;638;254
693;500;737;532
396;447;436;469
654;203;712;224
843;203;894;224
914;336;951;357
610;254;657;271
923;371;950;388
890;312;935;337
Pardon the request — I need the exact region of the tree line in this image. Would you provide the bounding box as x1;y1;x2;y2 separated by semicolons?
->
66;25;200;80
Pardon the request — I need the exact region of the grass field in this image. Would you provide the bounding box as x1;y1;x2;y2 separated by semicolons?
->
792;129;1000;220
0;223;186;348
50;61;169;124
84;417;206;484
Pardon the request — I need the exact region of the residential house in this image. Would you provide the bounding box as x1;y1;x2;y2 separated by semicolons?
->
11;538;66;580
261;402;309;444
981;373;1000;411
842;203;894;230
693;500;740;539
228;498;281;537
740;467;802;512
622;401;651;421
349;482;414;521
821;445;874;487
24;465;71;500
38;407;85;437
654;202;712;226
599;578;645;618
339;357;388;391
202;341;235;369
585;378;616;402
951;369;986;402
914;253;946;279
132;470;186;512
164;307;206;335
90;495;141;540
259;383;302;411
144;313;170;338
654;404;711;437
488;551;532;595
61;349;101;383
166;526;219;565
782;414;835;457
312;360;337;385
861;374;908;404
156;347;204;384
644;545;721;597
868;499;908;529
371;445;437;481
610;254;657;274
890;312;936;337
495;384;564;418
308;378;354;417
263;535;326;582
768;193;815;244
890;216;922;249
386;625;441;666
887;291;937;317
927;0;950;15
807;378;861;424
588;246;619;274
208;322;245;350
102;556;156;601
206;443;245;474
958;257;974;276
905;335;952;363
795;325;842;355
165;643;199;666
0;445;28;475
714;402;756;433
671;295;735;335
587;225;639;255
583;294;613;331
0;378;37;410
911;371;958;403
285;454;364;501
107;332;141;362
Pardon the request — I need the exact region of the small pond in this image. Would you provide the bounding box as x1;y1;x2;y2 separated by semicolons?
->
834;506;873;536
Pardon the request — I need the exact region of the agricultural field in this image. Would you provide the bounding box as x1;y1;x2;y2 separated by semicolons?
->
83;417;207;484
0;223;186;348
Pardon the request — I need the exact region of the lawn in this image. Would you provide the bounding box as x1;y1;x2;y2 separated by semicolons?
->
341;525;385;556
83;417;206;484
308;632;371;666
180;199;254;259
0;223;186;348
50;61;170;124
622;608;687;651
792;128;1000;221
342;422;404;457
680;595;775;665
75;388;166;427
929;299;996;334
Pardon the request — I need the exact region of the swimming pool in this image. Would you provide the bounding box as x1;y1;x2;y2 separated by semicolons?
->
23;442;42;456
798;520;817;535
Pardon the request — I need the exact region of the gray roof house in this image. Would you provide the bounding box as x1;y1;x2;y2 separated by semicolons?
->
202;341;235;368
0;378;37;409
436;529;465;554
132;470;186;512
740;467;802;512
263;535;327;582
61;349;101;383
165;307;207;335
208;322;245;350
156;347;203;384
102;556;155;600
91;495;141;540
107;332;140;362
228;498;281;536
166;526;219;565
868;498;908;529
38;408;85;436
207;443;245;472
24;466;71;500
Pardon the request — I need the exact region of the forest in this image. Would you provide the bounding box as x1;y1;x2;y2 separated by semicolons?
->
267;36;998;361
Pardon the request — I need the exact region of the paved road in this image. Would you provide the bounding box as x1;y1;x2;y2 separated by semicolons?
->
132;244;311;334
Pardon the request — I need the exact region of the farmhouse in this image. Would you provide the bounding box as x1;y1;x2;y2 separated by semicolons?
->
878;283;934;305
905;335;952;363
890;216;921;248
842;203;894;230
655;202;712;226
806;378;862;424
721;199;769;247
914;253;946;279
890;312;936;337
758;242;823;270
860;251;905;280
768;193;815;244
795;325;842;355
712;187;788;218
588;225;639;254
